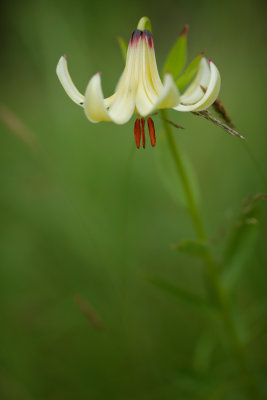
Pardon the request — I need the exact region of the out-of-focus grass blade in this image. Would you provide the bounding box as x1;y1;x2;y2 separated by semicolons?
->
162;25;188;80
117;36;127;61
222;194;267;290
145;275;214;312
175;239;208;258
176;53;203;92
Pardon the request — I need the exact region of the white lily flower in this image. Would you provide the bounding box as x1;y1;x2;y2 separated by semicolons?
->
56;19;221;148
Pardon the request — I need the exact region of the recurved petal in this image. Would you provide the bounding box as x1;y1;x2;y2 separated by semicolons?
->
174;59;221;112
179;57;210;105
56;56;84;106
84;73;111;123
84;73;136;124
136;73;180;117
194;61;221;111
153;73;181;111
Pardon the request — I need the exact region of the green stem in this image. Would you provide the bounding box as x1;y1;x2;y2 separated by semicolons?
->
162;113;205;241
160;109;261;399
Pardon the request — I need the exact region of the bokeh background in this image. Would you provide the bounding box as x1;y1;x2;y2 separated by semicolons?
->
0;0;267;399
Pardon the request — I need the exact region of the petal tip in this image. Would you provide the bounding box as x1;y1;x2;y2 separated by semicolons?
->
181;24;189;36
56;55;84;106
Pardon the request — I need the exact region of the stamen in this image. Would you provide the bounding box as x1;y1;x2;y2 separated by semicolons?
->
134;118;141;148
141;118;146;148
147;117;156;147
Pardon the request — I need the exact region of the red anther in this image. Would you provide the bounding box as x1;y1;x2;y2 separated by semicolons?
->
134;118;141;149
141;118;146;148
147;117;156;147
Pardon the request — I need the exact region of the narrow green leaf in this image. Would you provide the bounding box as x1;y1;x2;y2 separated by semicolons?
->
176;53;203;92
145;275;213;312
162;25;188;80
175;239;208;258
117;36;127;61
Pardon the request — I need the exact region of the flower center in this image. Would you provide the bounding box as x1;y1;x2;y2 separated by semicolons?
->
134;117;156;149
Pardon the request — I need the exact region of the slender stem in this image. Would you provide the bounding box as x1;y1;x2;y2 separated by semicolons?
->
160;109;261;398
162;113;205;241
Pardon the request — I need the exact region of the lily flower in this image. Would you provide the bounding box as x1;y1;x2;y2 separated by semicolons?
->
56;18;220;148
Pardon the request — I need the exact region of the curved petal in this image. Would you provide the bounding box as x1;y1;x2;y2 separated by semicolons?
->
135;38;158;115
136;37;180;116
106;44;138;124
136;74;180;116
105;38;137;109
56;56;84;106
180;58;210;105
146;35;164;94
150;73;180;113
194;61;221;111
83;72;136;124
173;59;221;112
84;73;112;123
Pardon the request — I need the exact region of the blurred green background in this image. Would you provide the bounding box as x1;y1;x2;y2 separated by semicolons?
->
0;0;267;399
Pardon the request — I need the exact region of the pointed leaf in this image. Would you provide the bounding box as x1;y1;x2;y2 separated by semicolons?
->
117;36;127;61
162;25;188;80
175;239;209;258
176;53;203;92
